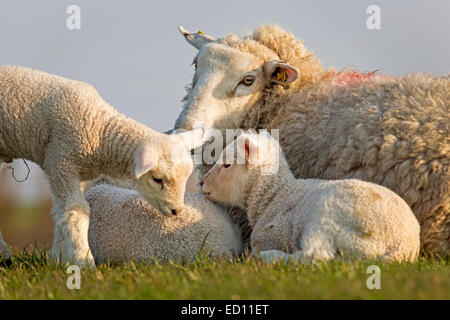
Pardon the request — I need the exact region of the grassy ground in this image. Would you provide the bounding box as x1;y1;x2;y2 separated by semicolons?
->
0;249;448;300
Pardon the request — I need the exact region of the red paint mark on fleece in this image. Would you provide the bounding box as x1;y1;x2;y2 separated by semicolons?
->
333;70;389;87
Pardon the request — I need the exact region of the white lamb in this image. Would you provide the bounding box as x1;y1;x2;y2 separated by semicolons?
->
201;132;421;263
0;66;208;267
86;181;242;264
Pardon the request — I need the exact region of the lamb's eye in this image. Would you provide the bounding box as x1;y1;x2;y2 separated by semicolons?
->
153;177;163;185
223;164;231;168
240;75;255;86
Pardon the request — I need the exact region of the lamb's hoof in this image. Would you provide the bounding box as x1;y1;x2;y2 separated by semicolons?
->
51;247;96;269
287;251;307;263
56;257;96;270
78;258;96;270
0;258;12;268
256;250;289;264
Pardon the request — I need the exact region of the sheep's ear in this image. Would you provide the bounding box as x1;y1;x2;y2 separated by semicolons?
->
175;127;211;151
135;145;159;179
263;60;298;85
178;26;215;50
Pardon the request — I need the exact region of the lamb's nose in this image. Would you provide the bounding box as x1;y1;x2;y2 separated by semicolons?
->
200;180;204;187
171;208;182;216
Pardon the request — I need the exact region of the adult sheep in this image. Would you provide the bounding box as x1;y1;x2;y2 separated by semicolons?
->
174;25;449;257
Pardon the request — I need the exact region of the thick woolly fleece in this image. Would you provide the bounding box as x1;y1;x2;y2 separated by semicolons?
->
0;66;187;266
191;25;449;256
86;183;242;264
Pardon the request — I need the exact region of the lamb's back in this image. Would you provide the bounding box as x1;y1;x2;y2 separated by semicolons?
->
0;66;116;163
87;184;242;264
297;179;420;261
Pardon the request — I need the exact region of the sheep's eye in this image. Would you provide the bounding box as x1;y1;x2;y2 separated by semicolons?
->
223;164;231;168
153;177;163;185
240;75;255;86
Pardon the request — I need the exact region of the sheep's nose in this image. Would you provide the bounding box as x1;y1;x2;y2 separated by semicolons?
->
171;208;182;216
200;180;204;187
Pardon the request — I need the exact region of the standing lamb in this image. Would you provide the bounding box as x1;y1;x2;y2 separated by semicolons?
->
201;132;421;262
175;25;449;257
0;66;208;267
86;181;242;264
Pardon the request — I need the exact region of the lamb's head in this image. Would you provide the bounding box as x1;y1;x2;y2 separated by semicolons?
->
175;25;311;131
133;128;208;217
200;132;281;209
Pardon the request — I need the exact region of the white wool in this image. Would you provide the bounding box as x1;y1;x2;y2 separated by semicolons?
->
86;183;242;264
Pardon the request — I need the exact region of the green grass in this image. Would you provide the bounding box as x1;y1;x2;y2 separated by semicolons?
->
0;249;448;299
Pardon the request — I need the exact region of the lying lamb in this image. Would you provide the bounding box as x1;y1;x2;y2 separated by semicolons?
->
86;182;242;264
200;132;421;263
0;66;208;267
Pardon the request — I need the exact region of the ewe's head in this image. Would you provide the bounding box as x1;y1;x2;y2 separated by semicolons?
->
200;132;281;209
175;25;322;131
133;128;208;217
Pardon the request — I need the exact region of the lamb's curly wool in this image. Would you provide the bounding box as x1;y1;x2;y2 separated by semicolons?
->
0;66;204;266
201;133;421;263
248;177;421;262
86;183;242;264
178;24;449;257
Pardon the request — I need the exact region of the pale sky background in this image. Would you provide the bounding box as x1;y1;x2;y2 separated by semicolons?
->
0;0;449;201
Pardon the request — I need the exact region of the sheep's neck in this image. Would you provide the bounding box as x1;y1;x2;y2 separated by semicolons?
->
245;162;297;227
242;69;330;131
99;114;158;179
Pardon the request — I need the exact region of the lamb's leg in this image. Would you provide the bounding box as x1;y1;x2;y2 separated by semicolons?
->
299;230;336;262
46;168;95;268
256;250;318;264
256;249;290;263
0;157;13;169
0;230;12;266
0;160;12;266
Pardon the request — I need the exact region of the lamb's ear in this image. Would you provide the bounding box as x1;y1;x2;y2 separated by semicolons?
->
134;145;159;179
236;134;260;165
178;26;215;50
263;60;298;85
175;127;211;151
